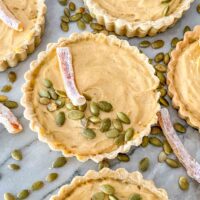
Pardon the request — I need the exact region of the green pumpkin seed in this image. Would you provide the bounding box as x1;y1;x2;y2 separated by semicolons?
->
171;37;179;48
100;118;111;132
70;13;82;22
89;116;101;124
66;102;77;110
179;176;189;191
39;90;50;98
115;134;125;146
31;181;44;191
151;126;163;135
129;193;142;200
11;149;22;161
58;0;67;6
64;8;70;17
109;195;118;200
17;190;29;200
61;22;69;32
117;112;130;124
158;151;167;163
8;71;17;83
161;0;171;3
100;184;115;195
106;129;119;138
92;192;105;200
3;101;18;109
82;128;96;139
125;128;134;142
43;79;52;88
52;157;67;168
163;6;169;16
155;64;167;72
113;119;123;132
8;163;20;171
80;118;89;128
163;140;172;155
141;136;149;148
158;87;167;97
83;93;92;101
159;97;169;107
90;23;104;31
149;58;153;64
61;15;70;23
55;90;67;97
117;153;130;162
98;159;110;171
149;137;163;147
69;2;76;11
156;72;166;85
197;4;200;14
82;13;93;23
55;112;65;126
139;157;149;172
49;89;58;100
55;98;66;108
98;101;113;112
173;123;186;133
154;53;164;63
151;40;164;49
46;173;58;182
47;102;57;112
0;95;8;102
183;26;191;34
164;53;170;65
78;103;87;112
4;193;16;200
139;40;151;48
90;102;100;116
165;158;180;168
39;97;50;105
68;110;84;120
77;20;86;30
1;85;12;93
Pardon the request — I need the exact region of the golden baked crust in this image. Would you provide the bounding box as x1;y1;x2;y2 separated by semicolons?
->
0;0;46;71
167;25;200;131
83;0;194;37
21;32;160;162
50;168;169;200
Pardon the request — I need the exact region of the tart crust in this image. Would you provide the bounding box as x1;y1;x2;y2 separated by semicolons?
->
50;168;169;200
21;32;160;162
83;0;194;37
167;25;200;131
0;0;47;71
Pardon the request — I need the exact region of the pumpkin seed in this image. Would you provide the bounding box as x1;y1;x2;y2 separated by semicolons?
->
165;158;180;168
117;153;130;162
100;184;115;195
115;134;125;146
149;58;153;64
89;116;101;124
31;181;44;191
161;0;171;3
139;157;149;172
66;102;77;110
139;40;151;48
163;6;169;16
92;192;105;200
179;176;189;191
197;4;200;14
61;15;70;23
163;140;172;155
64;8;70;17
155;64;167;72
47;102;57;112
46;173;58;182
113;119;123;132
109;195;118;200
83;92;92;101
69;2;76;11
129;193;142;200
39;90;50;98
39;97;50;105
158;87;167;97
17;190;29;200
4;101;18;109
55;112;65;126
154;53;164;63
77;20;86;30
82;128;96;139
4;193;16;200
82;13;92;23
151;126;163;135
8;164;20;171
141;136;149;148
98;159;109;171
90;102;100;116
156;72;166;85
55;90;67;97
68;110;84;120
70;13;82;22
158;151;167;163
159;97;169;107
125;128;134;142
98;101;112;112
78;103;87;112
183;26;191;34
173;123;186;133
151;40;164;49
0;95;8;102
49;89;58;100
11;149;22;161
149;137;163;147
52;157;67;168
43;79;52;88
1;85;12;93
58;0;67;6
55;98;66;108
61;22;69;32
76;7;85;14
164;53;170;65
117;112;130;124
100;118;111;132
90;23;104;31
8;71;17;83
171;37;179;48
81;118;89;128
106;129;120;138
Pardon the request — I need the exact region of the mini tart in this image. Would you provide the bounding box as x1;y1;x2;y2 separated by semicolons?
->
83;0;194;37
0;0;46;71
168;25;200;131
50;168;169;200
21;32;160;162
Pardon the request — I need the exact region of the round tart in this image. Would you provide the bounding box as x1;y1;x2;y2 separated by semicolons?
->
0;0;46;71
50;168;168;200
83;0;194;37
168;25;200;131
21;33;160;162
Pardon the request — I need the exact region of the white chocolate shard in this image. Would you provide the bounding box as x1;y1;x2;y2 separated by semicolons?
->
57;47;86;106
0;0;23;31
158;108;200;183
0;103;23;134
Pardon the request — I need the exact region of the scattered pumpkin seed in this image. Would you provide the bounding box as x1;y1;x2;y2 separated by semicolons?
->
129;193;142;200
39;90;50;99
155;64;167;72
117;153;130;162
164;53;170;65
108;195;118;200
43;79;52;88
58;0;67;6
106;129;119;138
81;118;89;128
149;137;163;147
47;102;57;112
89;116;101;124
31;181;44;191
3;101;18;109
11;149;22;161
69;2;76;11
159;97;169;107
92;192;105;200
82;13;93;23
139;157;149;172
77;20;86;30
154;53;164;63
117;112;130;124
49;89;58;100
100;118;111;132
158;87;167;97
55;98;66;108
171;37;179;48
163;5;169;16
66;102;77;110
115;134;125;146
112;119;123;132
141;136;149;148
98;101;112;112
158;151;167;163
151;40;164;49
61;15;70;23
0;95;8;102
161;0;172;3
83;92;92;101
4;193;16;200
8;163;20;171
125;128;134;142
39;97;50;105
139;40;151;48
64;8;70;17
55;112;66;126
90;23;104;31
197;4;200;14
98;159;110;171
78;103;87;112
90;102;100;116
163;140;172;155
173;122;186;133
183;26;191;34
165;158;180;168
179;176;189;191
1;85;12;93
17;190;29;200
70;13;82;22
61;22;69;32
156;72;166;85
151;126;163;135
149;58;153;64
68;110;84;120
52;157;67;168
55;90;67;97
8;72;17;83
100;184;115;195
46;173;58;182
82;128;96;139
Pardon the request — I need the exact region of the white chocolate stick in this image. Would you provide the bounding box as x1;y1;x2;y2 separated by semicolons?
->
0;103;23;134
57;47;86;106
0;0;23;31
158;108;200;183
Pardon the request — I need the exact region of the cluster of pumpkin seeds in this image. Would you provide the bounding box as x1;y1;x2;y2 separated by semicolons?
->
92;184;142;200
7;149;23;172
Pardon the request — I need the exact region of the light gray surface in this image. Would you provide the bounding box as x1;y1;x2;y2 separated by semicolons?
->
0;0;200;199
